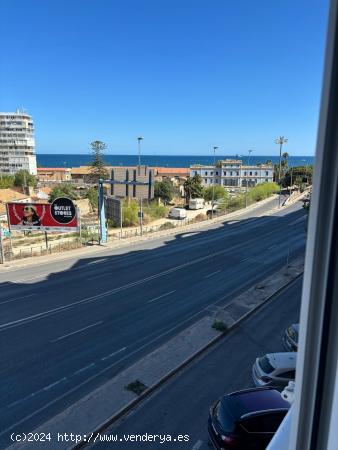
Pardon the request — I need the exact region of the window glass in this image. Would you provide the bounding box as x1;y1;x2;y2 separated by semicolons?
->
258;356;274;373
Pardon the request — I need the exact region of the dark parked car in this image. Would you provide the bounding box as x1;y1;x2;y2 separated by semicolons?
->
283;323;299;351
208;387;289;449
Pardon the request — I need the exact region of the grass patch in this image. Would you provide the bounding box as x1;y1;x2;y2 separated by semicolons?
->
125;380;148;396
212;320;228;333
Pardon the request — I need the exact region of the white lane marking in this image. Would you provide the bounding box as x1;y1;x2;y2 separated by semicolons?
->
203;269;221;279
147;290;176;304
101;347;127;361
0;293;36;305
50;321;103;343
288;216;306;226
6;389;45;409
87;259;108;265
43;377;67;391
191;440;203;450
6;378;67;408
74;363;96;375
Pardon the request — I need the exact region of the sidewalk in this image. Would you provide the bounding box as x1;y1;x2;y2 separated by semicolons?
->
9;256;303;450
1;194;280;270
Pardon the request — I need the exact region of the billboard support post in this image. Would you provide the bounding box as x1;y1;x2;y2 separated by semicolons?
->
120;200;123;239
0;228;4;264
44;231;48;250
98;180;107;244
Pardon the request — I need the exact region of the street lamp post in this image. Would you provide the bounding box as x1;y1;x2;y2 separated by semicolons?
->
211;146;219;219
245;149;253;208
137;136;144;235
275;136;288;208
137;136;144;175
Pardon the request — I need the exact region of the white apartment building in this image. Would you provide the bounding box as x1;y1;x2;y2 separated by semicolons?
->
0;109;37;175
190;159;273;188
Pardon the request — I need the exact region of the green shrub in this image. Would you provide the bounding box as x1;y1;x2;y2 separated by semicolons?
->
159;222;175;230
122;200;138;227
227;193;245;211
204;185;228;202
248;182;279;203
212;321;228;333
143;201;167;219
125;380;147;396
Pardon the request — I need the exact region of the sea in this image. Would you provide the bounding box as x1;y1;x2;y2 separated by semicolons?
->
36;154;315;169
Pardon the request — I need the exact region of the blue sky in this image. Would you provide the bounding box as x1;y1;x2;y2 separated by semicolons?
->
0;0;329;156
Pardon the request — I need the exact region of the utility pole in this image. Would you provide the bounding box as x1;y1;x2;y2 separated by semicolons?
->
245;149;253;208
139;198;143;236
137;136;144;234
0;227;4;264
137;136;143;175
275;136;288;208
211;146;218;219
120;200;123;239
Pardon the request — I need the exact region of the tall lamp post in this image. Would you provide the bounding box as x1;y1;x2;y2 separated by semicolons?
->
211;146;219;219
275;136;288;208
245;149;253;208
137;136;144;235
137;136;144;174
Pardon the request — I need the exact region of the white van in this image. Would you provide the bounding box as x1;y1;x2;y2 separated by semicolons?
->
169;208;187;220
189;198;205;210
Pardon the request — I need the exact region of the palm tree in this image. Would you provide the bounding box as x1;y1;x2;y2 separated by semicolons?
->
281;152;289;178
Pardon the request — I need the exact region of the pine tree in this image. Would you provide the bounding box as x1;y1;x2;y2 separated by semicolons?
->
89;141;109;183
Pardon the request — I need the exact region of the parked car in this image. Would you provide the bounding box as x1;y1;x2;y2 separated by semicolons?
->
168;207;187;220
208;387;289;449
283;323;299;351
189;198;205;210
252;352;296;390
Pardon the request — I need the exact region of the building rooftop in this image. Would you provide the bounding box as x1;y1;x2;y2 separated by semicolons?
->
0;188;30;203
37;167;71;172
155;167;189;175
190;165;216;169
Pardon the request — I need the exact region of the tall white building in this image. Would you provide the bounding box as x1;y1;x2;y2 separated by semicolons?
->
0;109;37;175
190;159;274;188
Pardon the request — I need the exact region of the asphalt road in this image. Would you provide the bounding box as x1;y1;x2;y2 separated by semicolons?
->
91;276;302;450
0;197;306;447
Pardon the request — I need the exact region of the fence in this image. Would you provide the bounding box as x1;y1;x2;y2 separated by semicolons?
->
2;238;85;261
108;213;220;240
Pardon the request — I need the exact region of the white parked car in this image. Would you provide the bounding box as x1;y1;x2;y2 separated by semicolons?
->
168;207;187;220
252;353;296;390
189;198;205;210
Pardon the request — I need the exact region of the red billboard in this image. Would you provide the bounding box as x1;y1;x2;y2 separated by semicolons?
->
7;198;79;232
